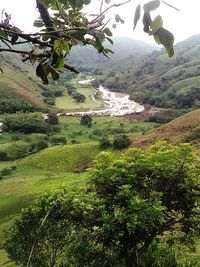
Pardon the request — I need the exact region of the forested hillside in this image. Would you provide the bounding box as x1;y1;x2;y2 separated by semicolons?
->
101;34;200;110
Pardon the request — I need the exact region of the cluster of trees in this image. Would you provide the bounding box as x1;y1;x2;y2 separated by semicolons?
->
0;95;35;114
42;89;64;106
67;84;86;103
4;142;200;266
3;113;58;134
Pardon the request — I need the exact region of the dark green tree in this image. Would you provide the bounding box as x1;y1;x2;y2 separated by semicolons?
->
113;134;131;149
46;113;59;125
80;114;92;126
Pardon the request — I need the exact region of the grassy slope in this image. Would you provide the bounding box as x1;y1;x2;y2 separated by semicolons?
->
19;143;99;173
133;108;200;148
58;116;160;144
98;34;200;109
0;143;100;266
0;64;45;108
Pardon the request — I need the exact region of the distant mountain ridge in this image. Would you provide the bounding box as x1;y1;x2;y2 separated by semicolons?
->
68;36;157;67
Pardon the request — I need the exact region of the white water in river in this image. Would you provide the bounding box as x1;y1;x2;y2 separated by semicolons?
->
65;79;144;116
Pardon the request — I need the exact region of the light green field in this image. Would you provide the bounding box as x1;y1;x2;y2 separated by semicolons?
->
56;86;98;111
58;116;160;144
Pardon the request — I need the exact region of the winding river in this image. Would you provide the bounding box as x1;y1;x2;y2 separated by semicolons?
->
65;79;144;116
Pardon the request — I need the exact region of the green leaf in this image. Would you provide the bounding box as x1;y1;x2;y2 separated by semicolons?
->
105;0;111;3
106;37;113;45
63;40;70;53
54;39;63;55
103;28;112;37
33;20;44;28
150;15;163;34
133;4;141;30
153;33;161;45
143;0;160;12
0;29;7;38
157;28;174;57
166;46;174;57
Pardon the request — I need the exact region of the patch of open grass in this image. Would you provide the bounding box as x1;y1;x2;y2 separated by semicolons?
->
56;86;97;111
19;143;99;173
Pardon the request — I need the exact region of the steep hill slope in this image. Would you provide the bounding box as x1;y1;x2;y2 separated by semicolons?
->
128;34;200;109
100;34;200;109
133;108;200;148
0;53;71;109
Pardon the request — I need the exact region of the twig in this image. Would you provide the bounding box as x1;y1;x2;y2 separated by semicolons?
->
100;0;104;13
90;0;131;24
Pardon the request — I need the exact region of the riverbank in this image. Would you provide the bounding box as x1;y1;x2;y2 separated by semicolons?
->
61;79;144;116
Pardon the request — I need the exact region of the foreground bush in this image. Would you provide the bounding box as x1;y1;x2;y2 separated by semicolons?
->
4;142;200;267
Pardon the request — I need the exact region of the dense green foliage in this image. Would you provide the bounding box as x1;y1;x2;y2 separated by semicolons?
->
4;142;200;266
113;134;131;149
80;115;92;126
0;95;35;114
3;113;52;133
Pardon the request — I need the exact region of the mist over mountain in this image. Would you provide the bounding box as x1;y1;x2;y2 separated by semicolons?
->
68;36;157;67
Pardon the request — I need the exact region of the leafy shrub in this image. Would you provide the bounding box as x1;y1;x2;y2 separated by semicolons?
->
29;140;48;154
43;98;55;106
0;150;7;160
80;115;92;126
99;137;112;149
3;113;52;133
1;167;12;176
6;143;30;159
51;136;67;145
113;135;131;149
0;95;34;114
46;113;59;125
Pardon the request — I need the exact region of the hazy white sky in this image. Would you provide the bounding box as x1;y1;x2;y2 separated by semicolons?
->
0;0;200;44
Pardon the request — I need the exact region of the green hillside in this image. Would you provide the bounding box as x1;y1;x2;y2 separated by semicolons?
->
128;34;200;109
100;34;200;109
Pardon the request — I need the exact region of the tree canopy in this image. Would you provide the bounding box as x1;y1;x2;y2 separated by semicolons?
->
0;0;177;83
4;142;200;267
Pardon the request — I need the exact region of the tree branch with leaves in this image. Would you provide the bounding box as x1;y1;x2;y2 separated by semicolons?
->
0;0;178;84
